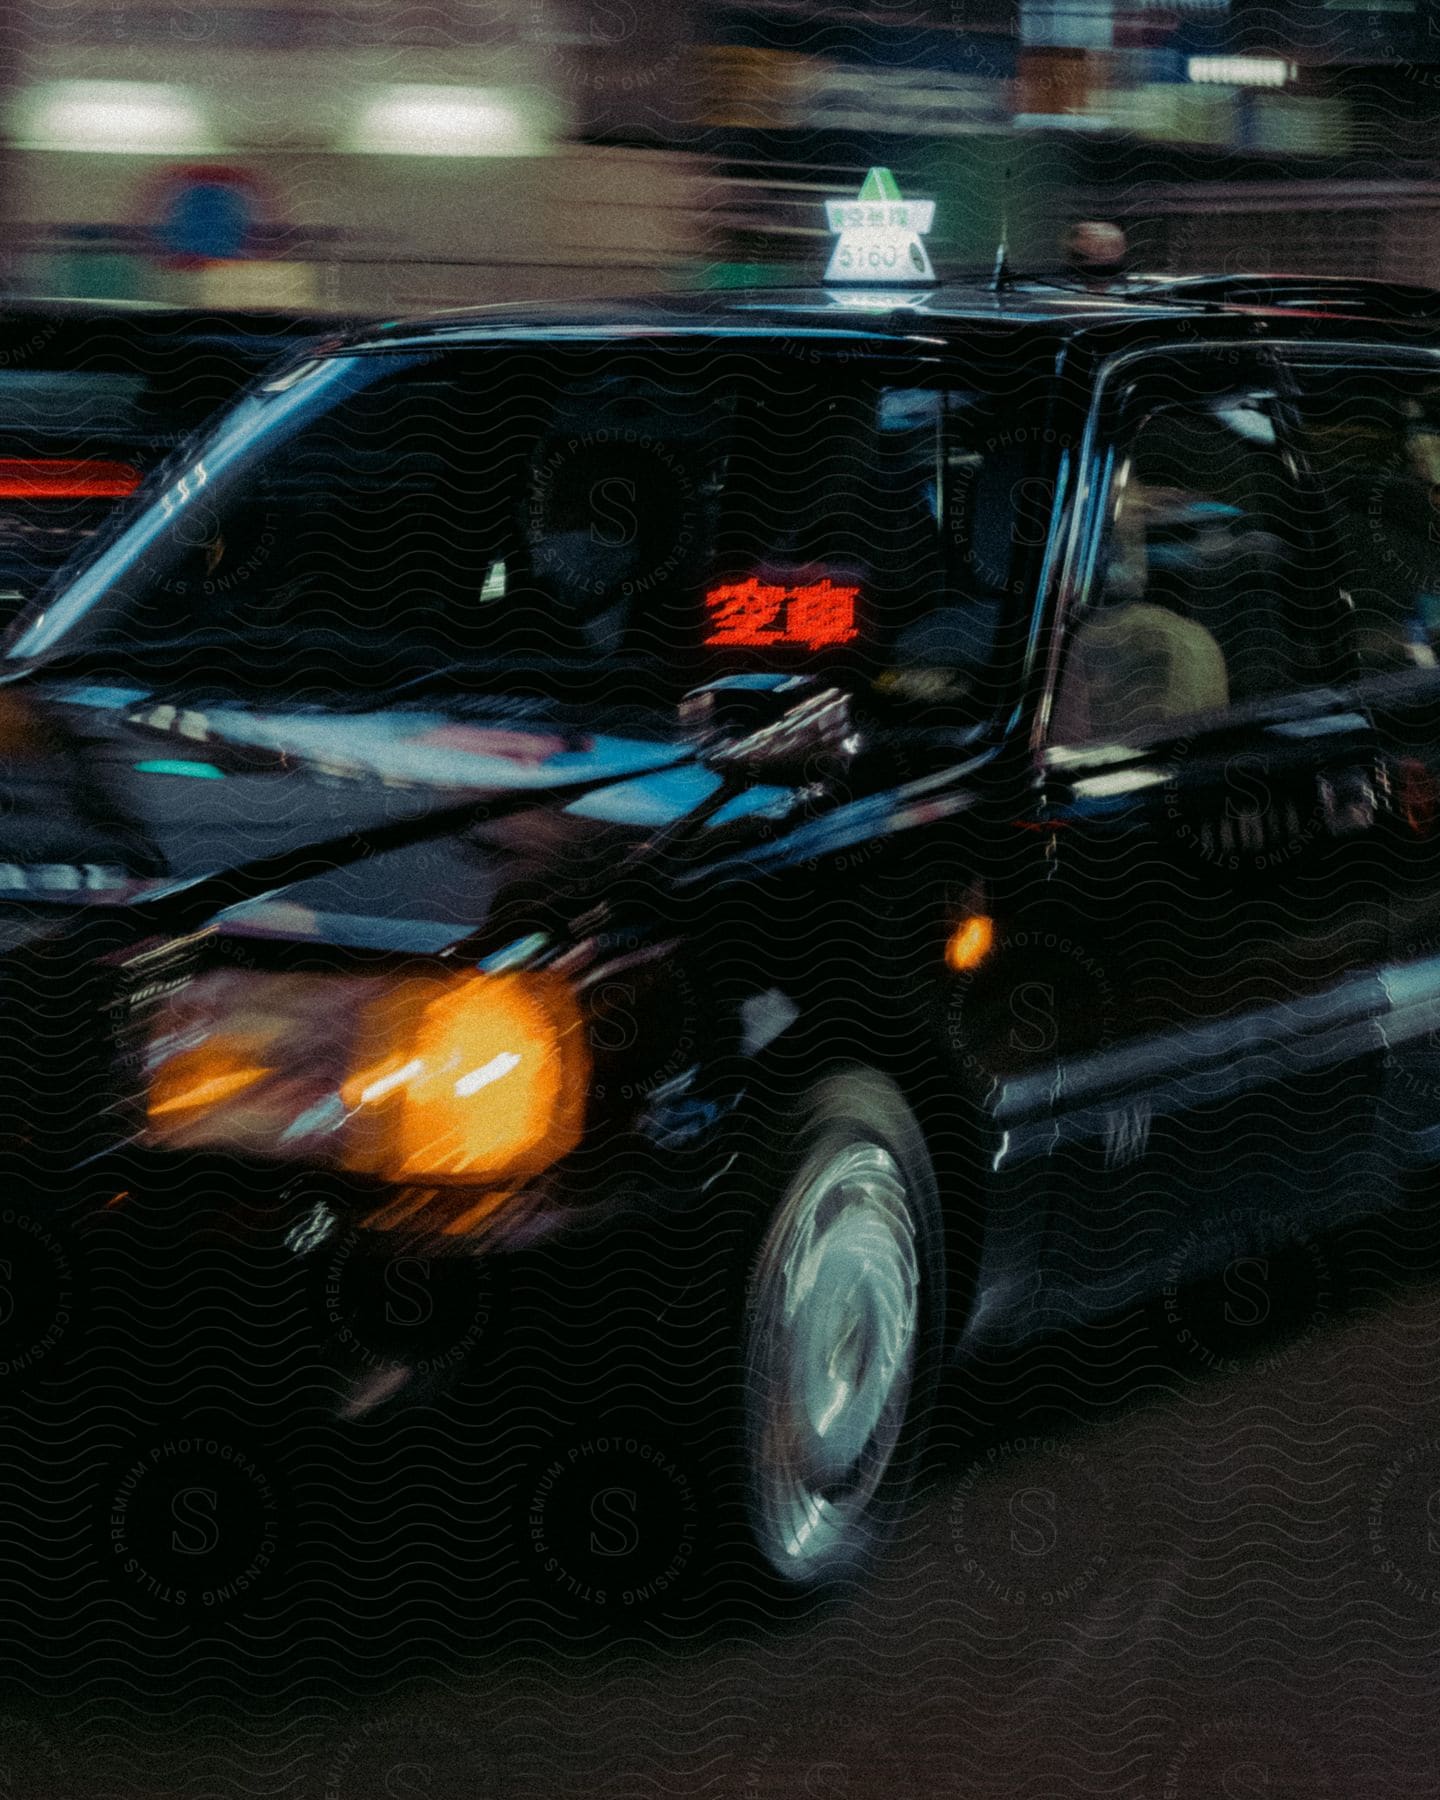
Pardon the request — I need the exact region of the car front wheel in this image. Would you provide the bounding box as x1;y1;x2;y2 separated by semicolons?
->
739;1066;947;1589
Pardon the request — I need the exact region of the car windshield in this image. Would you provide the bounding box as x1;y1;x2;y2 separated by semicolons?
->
7;341;1044;712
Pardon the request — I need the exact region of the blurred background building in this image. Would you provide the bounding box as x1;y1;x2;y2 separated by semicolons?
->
5;0;1440;311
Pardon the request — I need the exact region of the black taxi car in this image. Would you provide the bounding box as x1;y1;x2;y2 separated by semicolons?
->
4;230;1440;1594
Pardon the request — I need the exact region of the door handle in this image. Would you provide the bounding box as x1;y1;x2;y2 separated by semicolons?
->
1318;766;1377;836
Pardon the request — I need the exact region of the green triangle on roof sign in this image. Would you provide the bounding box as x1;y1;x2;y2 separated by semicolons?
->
858;167;903;203
824;167;935;284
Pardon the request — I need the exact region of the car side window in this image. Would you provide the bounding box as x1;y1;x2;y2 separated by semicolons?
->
1285;361;1440;676
1052;382;1333;746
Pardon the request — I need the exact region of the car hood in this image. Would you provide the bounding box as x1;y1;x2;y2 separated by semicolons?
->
0;678;768;956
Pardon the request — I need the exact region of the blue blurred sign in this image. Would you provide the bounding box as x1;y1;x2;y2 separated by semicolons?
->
143;165;270;268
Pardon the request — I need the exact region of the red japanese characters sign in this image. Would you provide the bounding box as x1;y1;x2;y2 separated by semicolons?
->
704;578;861;650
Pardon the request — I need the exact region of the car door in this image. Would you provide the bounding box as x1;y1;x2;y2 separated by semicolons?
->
1281;346;1440;1176
990;346;1393;1326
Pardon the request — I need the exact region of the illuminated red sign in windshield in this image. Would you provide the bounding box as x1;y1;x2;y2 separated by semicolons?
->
704;578;860;650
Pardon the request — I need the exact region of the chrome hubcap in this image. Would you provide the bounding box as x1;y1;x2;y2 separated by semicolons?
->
747;1139;920;1578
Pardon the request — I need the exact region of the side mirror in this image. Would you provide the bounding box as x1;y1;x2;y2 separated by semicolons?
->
679;675;861;787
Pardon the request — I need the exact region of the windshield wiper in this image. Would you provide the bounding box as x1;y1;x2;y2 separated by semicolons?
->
7;635;682;709
4;631;250;682
380;655;674;700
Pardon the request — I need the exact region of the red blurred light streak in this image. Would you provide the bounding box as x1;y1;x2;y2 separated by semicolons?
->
0;458;142;499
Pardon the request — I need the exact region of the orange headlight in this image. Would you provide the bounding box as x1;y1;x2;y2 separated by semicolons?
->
339;973;587;1186
144;967;590;1189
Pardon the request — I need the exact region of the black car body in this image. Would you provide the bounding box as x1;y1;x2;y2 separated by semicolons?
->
0;300;362;617
6;274;1440;1588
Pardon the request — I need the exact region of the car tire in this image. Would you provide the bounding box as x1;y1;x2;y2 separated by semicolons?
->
502;1061;948;1618
733;1063;948;1592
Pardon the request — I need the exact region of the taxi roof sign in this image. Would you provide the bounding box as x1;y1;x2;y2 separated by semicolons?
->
824;167;936;285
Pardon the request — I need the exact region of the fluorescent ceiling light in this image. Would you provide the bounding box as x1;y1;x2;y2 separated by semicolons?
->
1187;57;1294;87
348;86;543;157
13;81;216;153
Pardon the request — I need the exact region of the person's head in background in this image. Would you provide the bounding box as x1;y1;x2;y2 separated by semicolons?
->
1062;220;1128;286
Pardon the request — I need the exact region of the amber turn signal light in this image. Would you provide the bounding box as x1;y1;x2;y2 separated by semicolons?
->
945;914;995;973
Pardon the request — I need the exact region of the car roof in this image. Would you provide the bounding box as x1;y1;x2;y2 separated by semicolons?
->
340;275;1440;356
0;298;368;353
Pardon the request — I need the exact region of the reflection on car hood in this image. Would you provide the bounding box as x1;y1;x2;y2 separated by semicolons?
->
0;679;752;956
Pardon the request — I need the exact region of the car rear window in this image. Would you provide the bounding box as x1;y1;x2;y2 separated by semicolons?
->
1287;362;1440;674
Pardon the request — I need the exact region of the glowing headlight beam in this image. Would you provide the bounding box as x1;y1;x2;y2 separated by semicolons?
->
359;1057;425;1105
144;968;589;1197
149;1061;271;1115
455;1051;522;1097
